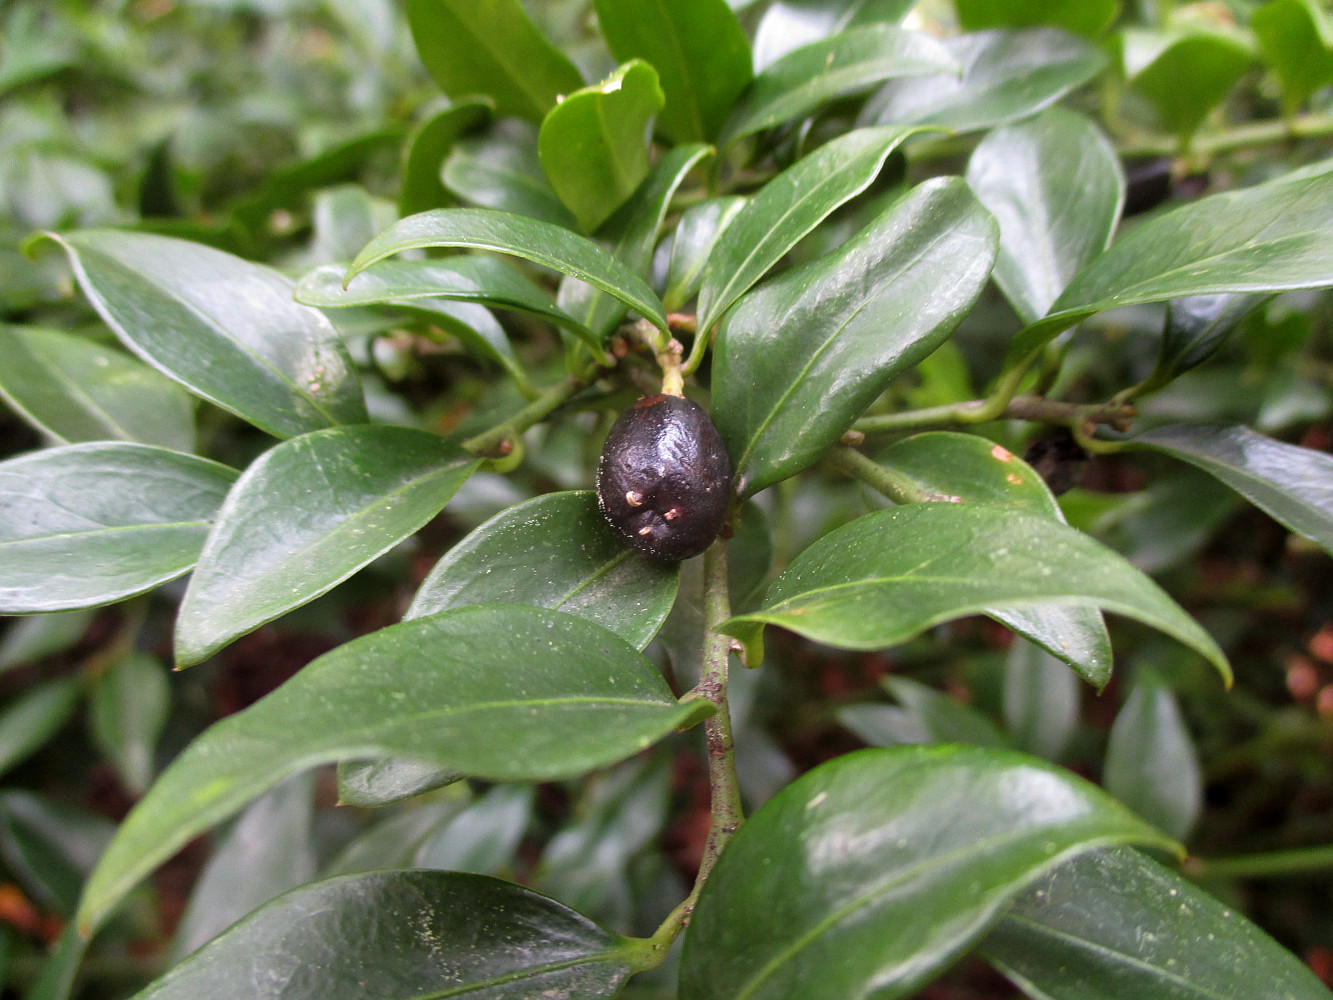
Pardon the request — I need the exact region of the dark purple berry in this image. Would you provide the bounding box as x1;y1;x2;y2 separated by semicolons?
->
597;394;732;561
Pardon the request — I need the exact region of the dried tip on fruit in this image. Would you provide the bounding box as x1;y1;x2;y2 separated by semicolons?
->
597;394;732;561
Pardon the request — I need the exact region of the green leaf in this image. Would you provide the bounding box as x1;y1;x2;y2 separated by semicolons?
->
324;799;463;875
0;325;194;452
0;678;81;779
132;870;643;1000
678;746;1177;1000
722;25;957;144
697;124;927;335
405;0;583;122
1124;29;1252;145
1253;0;1333;116
336;758;461;808
77;604;712;932
859;28;1108;135
407;491;678;650
752;0;917;69
956;0;1120;37
90;652;170;795
538;61;664;233
416;784;533;875
442;121;578;228
558;143;712;340
0;610;93;674
594;0;752;143
663;196;746;312
838;676;1009;748
965;108;1124;324
874;432;1113;686
398;100;491;218
724;504;1231;684
0;793;113;916
1003;639;1079;761
1126;424;1333;556
1144;293;1266;390
40;231;367;439
307;186;399;268
1104;678;1201;841
1010;168;1333;364
346;208;669;336
0;443;238;614
713;178;997;496
982;847;1333;1000
175;426;480;666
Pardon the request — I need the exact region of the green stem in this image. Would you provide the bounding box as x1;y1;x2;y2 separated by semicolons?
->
853;392;1132;437
1188;844;1333;880
828;446;931;504
461;374;586;457
1118;111;1333;161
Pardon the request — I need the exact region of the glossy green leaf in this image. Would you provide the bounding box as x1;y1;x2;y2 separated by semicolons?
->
0;325;194;452
1003;639;1079;761
723;25;957;144
724;504;1231;684
1253;0;1333;116
398;100;490;218
78;604;713;932
307;186;398;268
874;432;1113;686
558;143;712;340
416;784;533;875
713;178;997;496
90;652;170;795
663;196;746;312
133;870;643;1000
1010;168;1333;363
593;0;752;143
405;0;583;122
347;208;669;336
1104;678;1201;841
1126;424;1333;556
1125;29;1252;144
336;757;461;808
965;108;1124;324
442;121;577;228
41;231;366;439
538;61;664;233
752;0;917;70
384;298;530;387
0;678;81;779
679;746;1177;1000
839;676;1008;748
0;443;238;614
170;776;316;961
697;124;926;335
175;426;480;666
407;491;678;649
859;28;1108;135
982;847;1333;1000
956;0;1119;37
1145;293;1266;389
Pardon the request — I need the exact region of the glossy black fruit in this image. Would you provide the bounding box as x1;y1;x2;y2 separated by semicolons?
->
597;394;732;561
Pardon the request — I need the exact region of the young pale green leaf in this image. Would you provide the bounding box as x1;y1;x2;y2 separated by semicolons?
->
0;678;81;780
405;0;583;122
1126;29;1252;144
78;604;712;933
713;178;998;496
0;325;194;452
679;746;1177;1000
40;231;366;439
982;847;1333;1000
724;504;1231;683
1104;679;1201;841
443;121;577;228
346;208;668;336
1010;168;1333;364
1253;0;1333;116
133;870;644;1000
874;432;1113;686
838;676;1009;748
398;100;490;218
859;28;1108;135
752;0;917;69
175;426;480;666
1126;424;1333;556
0;443;238;614
593;0;752;143
90;652;170;795
406;491;678;650
538;61;664;233
558;144;712;340
1004;639;1079;761
697;124;927;335
664;196;746;312
955;0;1120;37
722;24;958;144
965;108;1124;324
